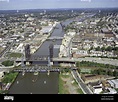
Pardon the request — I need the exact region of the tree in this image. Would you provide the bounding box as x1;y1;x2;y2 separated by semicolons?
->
113;71;118;77
106;46;113;52
95;46;101;51
2;72;18;83
101;46;105;52
107;70;113;76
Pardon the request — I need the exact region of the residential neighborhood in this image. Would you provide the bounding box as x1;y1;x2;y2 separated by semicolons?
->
0;1;118;100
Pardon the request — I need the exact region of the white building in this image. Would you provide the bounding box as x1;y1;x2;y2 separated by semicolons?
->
77;22;82;25
108;79;118;88
107;88;117;94
76;50;88;56
91;84;103;94
40;26;53;34
88;82;103;94
0;38;2;42
67;32;76;37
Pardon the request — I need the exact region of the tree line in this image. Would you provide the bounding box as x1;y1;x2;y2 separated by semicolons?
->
76;61;118;69
76;61;118;78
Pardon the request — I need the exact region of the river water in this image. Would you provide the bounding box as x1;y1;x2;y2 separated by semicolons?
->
9;72;59;94
33;20;73;57
8;17;81;94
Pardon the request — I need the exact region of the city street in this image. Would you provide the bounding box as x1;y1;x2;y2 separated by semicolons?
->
71;70;92;94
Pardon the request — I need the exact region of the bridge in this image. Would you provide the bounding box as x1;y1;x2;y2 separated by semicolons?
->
53;58;75;62
15;44;75;66
54;45;61;49
15;57;76;65
30;55;49;61
13;65;78;73
13;66;60;73
16;55;49;62
47;36;63;40
16;56;75;63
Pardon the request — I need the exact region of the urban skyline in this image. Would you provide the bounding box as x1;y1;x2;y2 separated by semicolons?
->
0;0;118;10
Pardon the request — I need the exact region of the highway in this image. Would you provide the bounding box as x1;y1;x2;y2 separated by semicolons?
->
53;57;118;66
71;70;92;94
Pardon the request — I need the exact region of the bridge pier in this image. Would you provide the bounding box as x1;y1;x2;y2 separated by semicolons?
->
26;62;30;65
47;70;50;75
50;62;53;66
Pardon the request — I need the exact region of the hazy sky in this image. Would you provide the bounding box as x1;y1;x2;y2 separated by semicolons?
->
0;0;118;10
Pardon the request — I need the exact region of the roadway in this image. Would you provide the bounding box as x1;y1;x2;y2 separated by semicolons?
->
0;40;15;58
53;57;118;66
71;70;92;94
15;56;118;69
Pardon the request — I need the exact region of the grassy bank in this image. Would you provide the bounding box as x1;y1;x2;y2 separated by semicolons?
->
72;79;84;94
59;71;83;94
0;72;18;94
59;73;69;94
2;72;18;83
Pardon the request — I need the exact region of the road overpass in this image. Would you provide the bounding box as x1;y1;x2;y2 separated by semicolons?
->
47;36;63;40
15;57;118;66
53;57;118;66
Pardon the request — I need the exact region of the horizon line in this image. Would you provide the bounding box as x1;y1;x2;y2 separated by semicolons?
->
0;7;118;11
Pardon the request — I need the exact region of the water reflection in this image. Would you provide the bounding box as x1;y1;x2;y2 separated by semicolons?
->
9;72;59;94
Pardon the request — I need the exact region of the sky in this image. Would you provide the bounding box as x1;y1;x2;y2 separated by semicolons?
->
0;0;118;10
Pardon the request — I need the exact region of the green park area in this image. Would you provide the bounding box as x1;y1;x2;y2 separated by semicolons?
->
2;72;18;83
7;52;22;58
2;60;14;67
0;72;18;94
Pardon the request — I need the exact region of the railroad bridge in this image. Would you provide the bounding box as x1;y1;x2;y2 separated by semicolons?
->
13;66;60;73
16;44;76;66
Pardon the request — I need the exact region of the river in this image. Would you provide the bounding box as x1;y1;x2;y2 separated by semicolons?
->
33;19;73;58
8;19;72;94
8;15;91;94
9;72;59;94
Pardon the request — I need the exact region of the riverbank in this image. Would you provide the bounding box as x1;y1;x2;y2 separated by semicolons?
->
0;72;18;94
59;71;83;94
1;70;85;94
